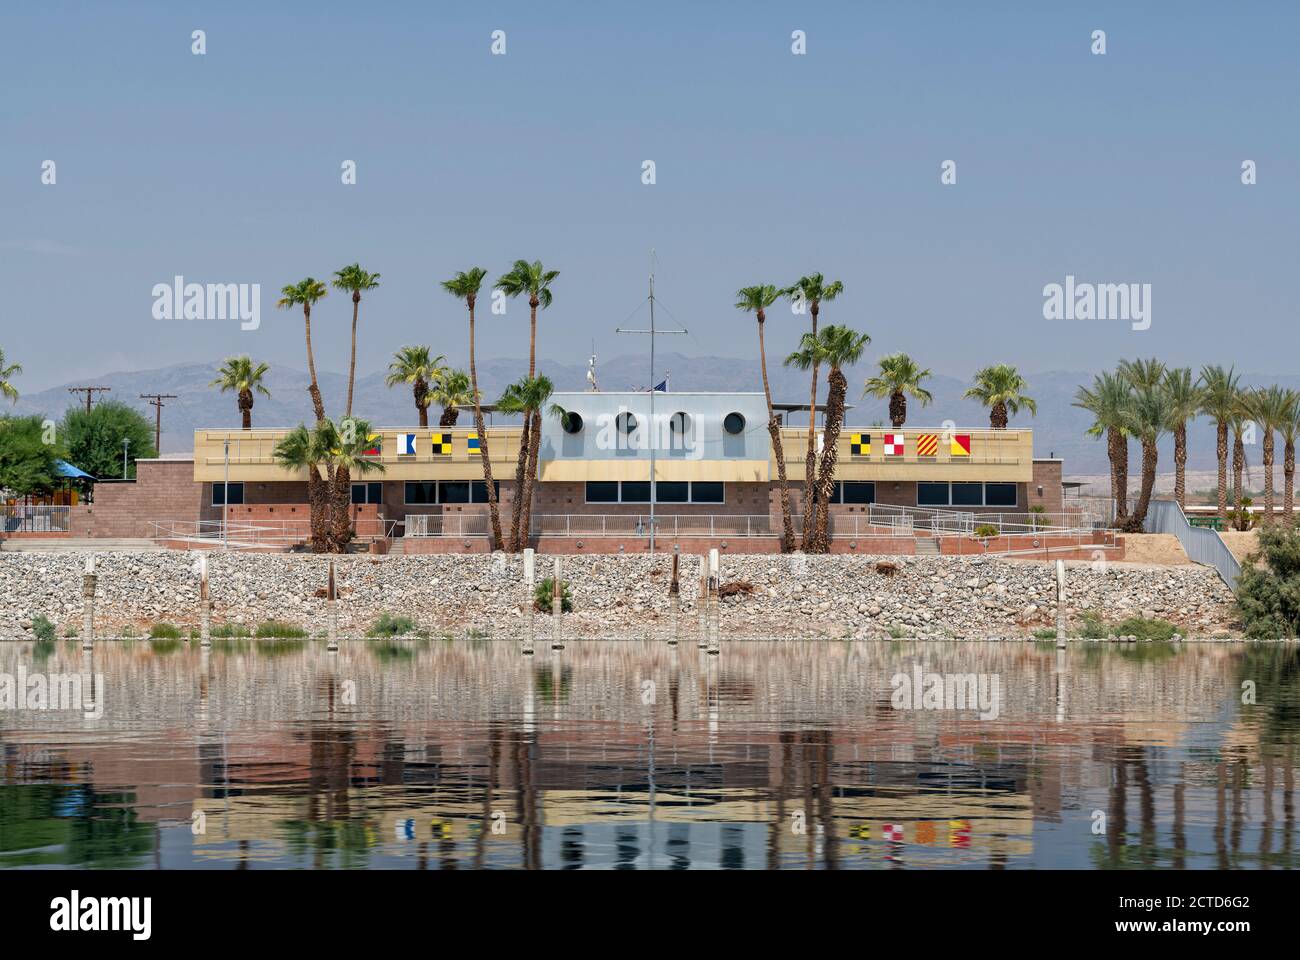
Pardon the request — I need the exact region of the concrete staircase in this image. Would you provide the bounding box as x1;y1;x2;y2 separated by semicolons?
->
914;537;941;556
0;537;163;553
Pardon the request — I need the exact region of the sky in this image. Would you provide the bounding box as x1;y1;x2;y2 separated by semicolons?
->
2;0;1297;394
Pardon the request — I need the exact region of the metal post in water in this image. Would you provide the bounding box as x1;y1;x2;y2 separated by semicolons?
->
668;547;680;645
707;548;721;655
551;556;564;650
523;548;536;655
1055;559;1067;648
326;560;339;651
81;554;96;650
698;554;708;649
198;553;211;647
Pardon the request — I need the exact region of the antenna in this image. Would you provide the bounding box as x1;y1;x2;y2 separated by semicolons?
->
616;249;687;554
139;393;177;452
68;386;111;413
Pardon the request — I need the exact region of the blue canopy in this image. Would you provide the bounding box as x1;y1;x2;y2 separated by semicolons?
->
55;460;95;480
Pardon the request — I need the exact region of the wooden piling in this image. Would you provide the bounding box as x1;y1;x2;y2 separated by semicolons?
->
326;560;339;651
1055;559;1067;648
551;556;564;650
707;548;721;655
523;548;536;655
668;548;680;645
198;554;211;647
81;555;96;650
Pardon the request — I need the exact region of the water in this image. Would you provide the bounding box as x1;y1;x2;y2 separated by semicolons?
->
1;638;1297;870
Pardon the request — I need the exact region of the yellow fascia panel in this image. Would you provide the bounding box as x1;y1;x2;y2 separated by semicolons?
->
776;428;1033;483
539;459;769;483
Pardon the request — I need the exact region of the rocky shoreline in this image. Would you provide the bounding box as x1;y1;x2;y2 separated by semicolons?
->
0;550;1241;641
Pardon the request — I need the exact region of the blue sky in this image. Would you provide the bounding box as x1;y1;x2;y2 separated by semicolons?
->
2;0;1297;392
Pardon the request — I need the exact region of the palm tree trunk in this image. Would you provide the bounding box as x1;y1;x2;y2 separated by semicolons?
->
889;391;906;429
346;291;360;416
800;305;819;550
990;400;1008;430
239;389;253;430
439;407;458;427
1233;431;1245;517
1216;420;1229;524
518;411;542;551
812;367;847;552
331;465;352;551
1285;438;1295;528
1262;431;1275;526
528;297;538;378
1107;427;1128;523
1174;422;1187;511
307;468;329;553
508;416;532;551
414;379;428;428
1125;437;1158;532
469;299;503;551
303;304;326;423
757;315;794;551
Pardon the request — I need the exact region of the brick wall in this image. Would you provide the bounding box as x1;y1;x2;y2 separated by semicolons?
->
70;459;203;538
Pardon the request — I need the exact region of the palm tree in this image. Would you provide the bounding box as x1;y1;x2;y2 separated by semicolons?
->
785;325;871;552
325;416;386;551
331;264;380;417
781;273;844;549
497;375;554;552
277;278;329;423
863;353;933;428
210;356;271;429
1245;386;1292;527
1118;357;1166;391
1121;384;1171;532
431;369;473;427
1161;367;1202;512
1279;390;1300;527
1198;365;1241;525
965;364;1037;429
0;348;21;403
1231;389;1252;520
443;267;503;550
385;346;446;427
496;260;559;380
273;423;332;552
736;284;794;552
1073;372;1133;525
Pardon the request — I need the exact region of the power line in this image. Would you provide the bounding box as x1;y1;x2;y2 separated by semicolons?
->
139;393;177;452
68;386;111;413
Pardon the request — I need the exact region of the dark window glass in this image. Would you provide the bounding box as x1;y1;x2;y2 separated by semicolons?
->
616;412;637;434
561;412;583;434
440;481;470;504
586;481;619;503
723;412;745;435
984;482;1017;507
470;481;500;503
842;481;875;505
951;483;983;506
350;484;367;505
917;482;949;506
404;482;437;505
691;481;724;503
621;481;651;503
212;482;244;506
369;483;383;504
655;481;689;503
827;482;843;504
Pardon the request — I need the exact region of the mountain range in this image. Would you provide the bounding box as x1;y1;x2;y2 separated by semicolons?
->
9;353;1296;479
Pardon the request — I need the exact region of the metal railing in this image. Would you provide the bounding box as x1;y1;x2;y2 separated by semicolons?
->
151;518;398;546
1143;499;1241;591
2;504;71;533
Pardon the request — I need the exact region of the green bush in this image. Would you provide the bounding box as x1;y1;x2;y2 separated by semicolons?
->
31;615;57;643
149;622;183;639
533;578;573;614
255;620;307;639
1074;611;1109;639
973;524;1000;538
211;623;252;638
1237;524;1300;638
1032;627;1059;641
1113;617;1178;641
366;613;417;638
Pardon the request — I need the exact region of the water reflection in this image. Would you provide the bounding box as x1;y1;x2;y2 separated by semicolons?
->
1;638;1297;869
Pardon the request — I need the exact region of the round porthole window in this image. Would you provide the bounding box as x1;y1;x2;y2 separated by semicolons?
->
562;411;584;434
723;412;745;435
616;411;637;434
669;411;691;434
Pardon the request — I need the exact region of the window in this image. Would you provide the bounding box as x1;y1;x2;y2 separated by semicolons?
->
842;481;875;505
917;482;949;506
691;481;724;504
669;412;691;434
585;481;619;503
561;411;583;434
616;411;638;434
351;482;383;505
621;481;651;503
723;412;745;435
470;481;500;503
212;482;244;506
404;482;437;505
440;481;470;504
984;482;1017;507
951;483;983;507
655;481;689;503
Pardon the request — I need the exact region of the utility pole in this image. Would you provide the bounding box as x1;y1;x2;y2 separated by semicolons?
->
616;250;687;555
68;386;111;413
139;393;177;452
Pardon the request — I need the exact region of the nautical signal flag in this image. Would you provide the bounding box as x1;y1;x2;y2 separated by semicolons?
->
850;433;871;456
916;434;938;457
950;433;971;457
431;433;452;455
468;433;480;452
882;823;905;842
399;433;417;456
362;433;381;456
395;818;415;840
883;433;905;456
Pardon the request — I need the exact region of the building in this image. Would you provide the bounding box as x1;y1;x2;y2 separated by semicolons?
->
52;390;1089;554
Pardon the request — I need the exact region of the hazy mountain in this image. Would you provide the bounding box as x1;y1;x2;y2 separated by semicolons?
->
9;354;1293;478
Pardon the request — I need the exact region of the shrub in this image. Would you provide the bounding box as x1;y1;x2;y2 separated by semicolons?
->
1032;627;1059;641
211;623;252;638
255;620;307;639
1230;496;1256;531
366;613;417;638
31;615;57;643
1113;616;1178;641
1074;611;1109;639
534;578;573;614
149;622;183;639
973;524;1000;539
1237;524;1300;638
